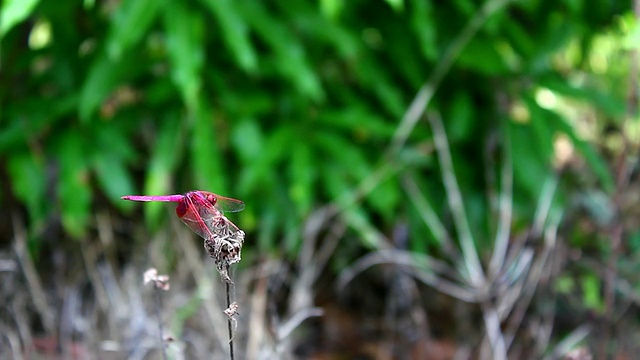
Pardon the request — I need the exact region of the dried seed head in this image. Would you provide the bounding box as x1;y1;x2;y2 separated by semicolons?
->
143;268;170;290
203;215;245;282
224;302;239;318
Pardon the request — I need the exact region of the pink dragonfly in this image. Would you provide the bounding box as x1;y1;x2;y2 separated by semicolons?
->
121;190;244;240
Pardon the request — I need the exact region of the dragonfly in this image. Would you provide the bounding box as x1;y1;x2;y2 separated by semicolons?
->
121;190;245;241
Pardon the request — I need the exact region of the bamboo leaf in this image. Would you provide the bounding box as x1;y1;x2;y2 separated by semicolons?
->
143;114;185;226
52;131;91;238
198;0;257;72
163;2;204;110
191;104;227;194
7;152;47;227
0;0;40;37
93;153;135;209
79;56;128;122
320;0;344;19
289;139;315;216
106;0;162;59
410;0;437;61
240;2;323;101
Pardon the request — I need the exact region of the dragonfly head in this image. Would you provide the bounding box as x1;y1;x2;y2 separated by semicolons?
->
204;193;217;207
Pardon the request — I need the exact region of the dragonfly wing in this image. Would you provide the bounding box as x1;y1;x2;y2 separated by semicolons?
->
213;195;245;213
177;191;233;240
176;196;217;240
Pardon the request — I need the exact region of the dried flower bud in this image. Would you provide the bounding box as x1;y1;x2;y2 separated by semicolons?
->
203;215;245;283
224;302;239;318
143;268;170;290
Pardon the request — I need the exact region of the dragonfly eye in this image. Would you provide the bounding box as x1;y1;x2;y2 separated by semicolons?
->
206;194;217;206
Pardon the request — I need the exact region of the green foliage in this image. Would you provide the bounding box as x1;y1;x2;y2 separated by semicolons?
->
0;0;630;262
0;0;41;37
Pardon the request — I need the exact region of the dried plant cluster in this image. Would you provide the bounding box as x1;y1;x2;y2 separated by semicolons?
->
143;268;170;291
204;215;246;284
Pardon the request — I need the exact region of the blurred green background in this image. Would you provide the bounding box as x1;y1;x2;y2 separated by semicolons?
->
1;0;638;358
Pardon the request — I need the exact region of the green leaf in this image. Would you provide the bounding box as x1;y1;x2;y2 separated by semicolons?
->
231;117;264;164
257;210;277;250
191;104;227;194
458;38;510;75
623;16;640;50
540;76;626;118
446;92;475;142
320;0;344;19
320;107;396;140
410;0;437;61
106;0;162;59
343;208;384;249
581;274;604;312
52;131;91;238
3;96;76;150
231;118;268;195
93;153;135;209
524;96;555;162
354;55;405;116
367;176;399;221
236;126;290;195
510;121;550;199
503;17;535;58
79;56;127;122
384;0;404;12
163;2;204;111
315;131;371;180
198;0;257;72
0;0;41;37
143;114;185;226
240;2;324;101
552;112;615;193
7;152;47;227
288;139;315;216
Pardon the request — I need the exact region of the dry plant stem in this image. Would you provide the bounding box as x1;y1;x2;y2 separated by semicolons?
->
225;275;235;360
402;175;458;259
506;216;561;351
328;161;400;222
11;215;55;335
246;273;267;359
488;119;513;277
388;0;514;156
338;249;479;302
153;284;168;360
277;308;324;341
480;302;506;360
170;220;230;350
428;111;485;286
547;325;591;360
314;0;516;247
601;3;640;355
290;211;347;315
1;325;23;360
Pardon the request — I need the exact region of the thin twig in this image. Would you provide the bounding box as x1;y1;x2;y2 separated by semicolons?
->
225;270;235;360
171;221;229;351
153;283;168;360
428;111;485;286
388;0;514;156
600;1;640;353
489;118;513;276
337;249;480;302
11;214;55;335
402;175;459;259
277;308;324;340
480;302;507;360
